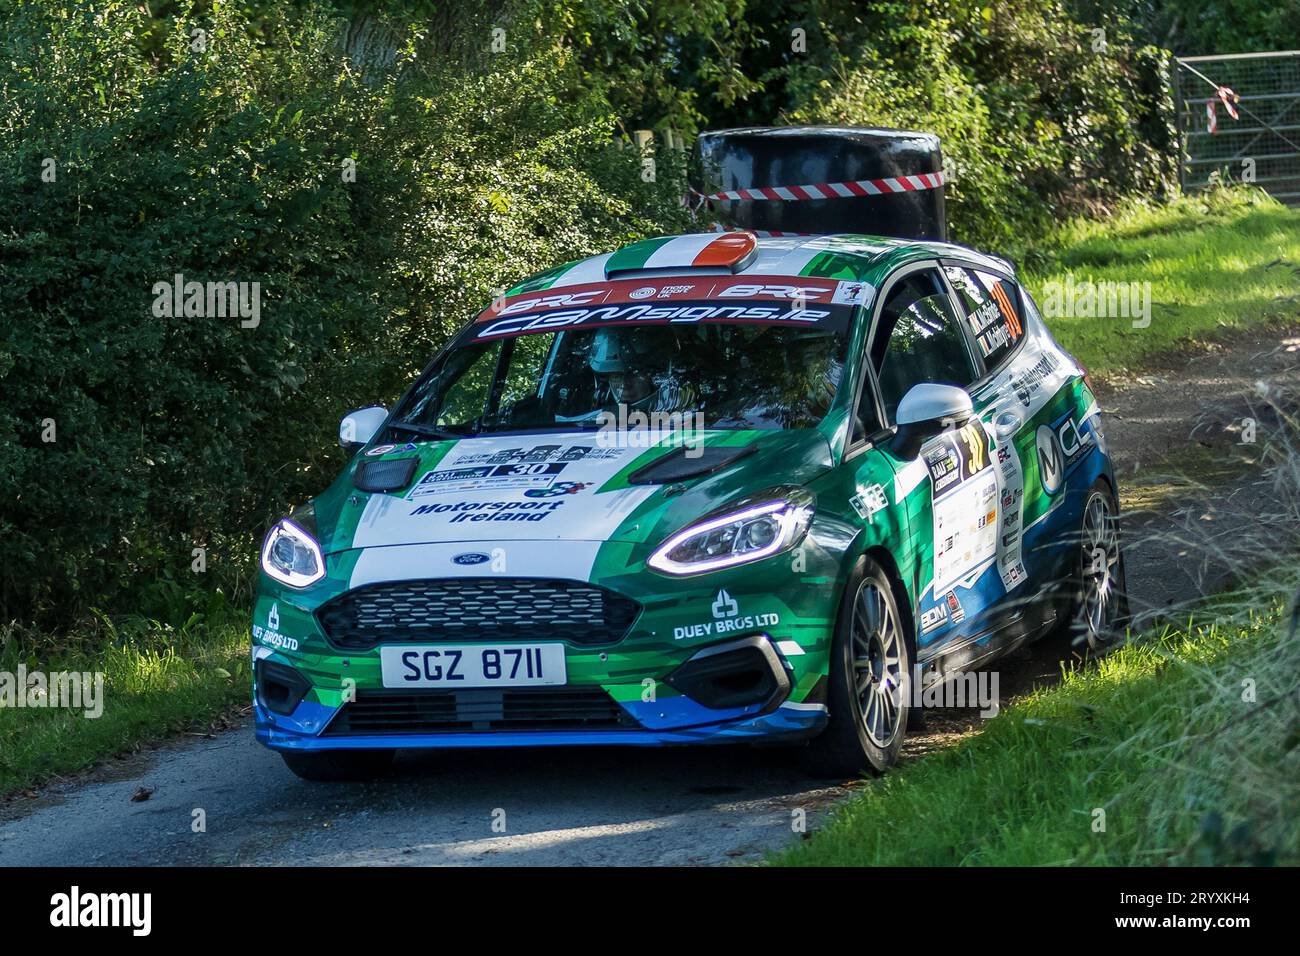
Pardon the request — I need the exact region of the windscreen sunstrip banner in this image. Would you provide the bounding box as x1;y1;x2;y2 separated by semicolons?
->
465;275;873;342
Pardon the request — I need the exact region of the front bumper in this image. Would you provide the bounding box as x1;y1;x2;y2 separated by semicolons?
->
253;632;827;751
256;701;827;751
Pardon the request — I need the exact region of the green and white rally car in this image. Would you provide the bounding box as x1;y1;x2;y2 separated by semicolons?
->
253;230;1126;780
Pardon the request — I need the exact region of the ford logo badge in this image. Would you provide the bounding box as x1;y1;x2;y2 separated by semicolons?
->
452;552;491;566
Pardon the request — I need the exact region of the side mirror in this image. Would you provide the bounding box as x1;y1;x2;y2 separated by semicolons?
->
339;406;388;453
891;383;974;460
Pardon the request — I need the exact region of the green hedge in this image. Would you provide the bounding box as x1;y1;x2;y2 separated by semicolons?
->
0;3;690;626
0;0;1203;629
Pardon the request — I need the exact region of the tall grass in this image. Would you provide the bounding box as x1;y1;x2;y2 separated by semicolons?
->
0;613;247;796
777;363;1300;866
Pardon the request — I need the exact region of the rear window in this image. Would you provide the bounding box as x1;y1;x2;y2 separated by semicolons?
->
943;267;1025;370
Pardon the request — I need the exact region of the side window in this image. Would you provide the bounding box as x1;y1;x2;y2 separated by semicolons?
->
434;344;498;428
496;333;553;413
872;268;978;422
943;266;1025;370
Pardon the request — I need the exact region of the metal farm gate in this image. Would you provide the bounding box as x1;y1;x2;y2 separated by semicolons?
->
1172;50;1300;205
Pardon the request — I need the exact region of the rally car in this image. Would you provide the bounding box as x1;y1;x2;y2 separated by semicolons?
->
253;230;1126;781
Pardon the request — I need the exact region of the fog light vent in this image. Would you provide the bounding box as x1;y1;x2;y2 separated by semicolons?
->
256;659;311;716
665;634;790;713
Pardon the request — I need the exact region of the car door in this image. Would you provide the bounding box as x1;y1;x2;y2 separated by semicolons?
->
942;260;1104;639
858;262;1010;664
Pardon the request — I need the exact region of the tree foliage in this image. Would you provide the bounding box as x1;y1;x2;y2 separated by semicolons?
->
1;0;1271;626
0;2;689;624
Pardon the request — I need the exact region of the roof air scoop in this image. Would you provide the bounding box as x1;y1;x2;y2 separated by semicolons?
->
603;231;758;280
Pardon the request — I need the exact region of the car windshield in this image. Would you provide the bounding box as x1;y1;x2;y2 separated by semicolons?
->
388;291;858;436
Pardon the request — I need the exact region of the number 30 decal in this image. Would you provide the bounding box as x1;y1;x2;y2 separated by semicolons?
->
959;422;987;476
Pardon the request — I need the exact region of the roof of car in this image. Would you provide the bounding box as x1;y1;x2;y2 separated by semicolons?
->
505;232;1014;296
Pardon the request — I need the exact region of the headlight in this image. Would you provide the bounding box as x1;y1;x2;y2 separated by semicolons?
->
648;493;814;575
260;519;325;588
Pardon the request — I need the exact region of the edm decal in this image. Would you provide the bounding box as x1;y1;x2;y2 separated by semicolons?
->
1036;412;1094;495
920;602;948;634
673;589;780;640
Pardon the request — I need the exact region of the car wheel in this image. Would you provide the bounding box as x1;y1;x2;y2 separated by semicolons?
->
280;749;395;782
804;556;911;778
1071;481;1128;651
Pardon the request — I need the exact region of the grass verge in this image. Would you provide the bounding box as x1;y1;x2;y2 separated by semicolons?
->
0;617;248;798
773;580;1300;866
1025;187;1300;380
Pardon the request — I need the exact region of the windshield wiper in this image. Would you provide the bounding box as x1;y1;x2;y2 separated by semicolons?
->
387;421;471;442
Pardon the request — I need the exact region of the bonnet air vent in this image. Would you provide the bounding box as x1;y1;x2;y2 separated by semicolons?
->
354;457;419;493
628;444;757;485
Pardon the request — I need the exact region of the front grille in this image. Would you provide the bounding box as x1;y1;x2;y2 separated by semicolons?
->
324;688;636;735
316;578;641;651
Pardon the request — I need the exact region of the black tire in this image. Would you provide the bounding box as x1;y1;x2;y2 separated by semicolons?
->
804;556;912;778
1060;480;1129;652
280;749;395;782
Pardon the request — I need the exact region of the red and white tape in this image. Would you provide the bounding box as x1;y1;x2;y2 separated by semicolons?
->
699;170;945;204
708;224;808;237
1206;86;1239;134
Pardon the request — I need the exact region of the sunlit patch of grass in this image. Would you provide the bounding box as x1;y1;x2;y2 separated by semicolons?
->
0;616;248;797
1024;187;1300;380
774;591;1299;866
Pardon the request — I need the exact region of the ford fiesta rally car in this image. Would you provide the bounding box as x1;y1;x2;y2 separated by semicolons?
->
253;230;1127;781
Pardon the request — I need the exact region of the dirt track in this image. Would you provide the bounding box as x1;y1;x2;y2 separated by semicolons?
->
2;327;1297;866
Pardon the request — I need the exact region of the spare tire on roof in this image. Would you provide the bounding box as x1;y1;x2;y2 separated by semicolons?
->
695;126;946;241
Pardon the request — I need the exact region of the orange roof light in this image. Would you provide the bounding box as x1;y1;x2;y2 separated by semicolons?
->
692;231;758;272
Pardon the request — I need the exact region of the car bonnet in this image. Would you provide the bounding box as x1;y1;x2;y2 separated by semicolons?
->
319;428;833;557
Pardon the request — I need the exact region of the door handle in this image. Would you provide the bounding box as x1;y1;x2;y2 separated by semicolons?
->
993;411;1022;438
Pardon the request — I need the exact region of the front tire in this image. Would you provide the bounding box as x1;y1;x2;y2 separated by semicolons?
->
280;749;395;782
804;556;911;778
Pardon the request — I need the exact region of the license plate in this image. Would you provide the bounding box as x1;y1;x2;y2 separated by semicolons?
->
380;644;566;688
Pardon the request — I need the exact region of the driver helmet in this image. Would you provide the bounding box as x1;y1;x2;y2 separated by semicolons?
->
589;328;659;407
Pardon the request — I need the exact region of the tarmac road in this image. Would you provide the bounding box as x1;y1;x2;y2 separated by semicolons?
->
2;328;1295;867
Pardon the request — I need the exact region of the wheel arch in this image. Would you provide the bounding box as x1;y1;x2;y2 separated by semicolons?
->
861;544;918;661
